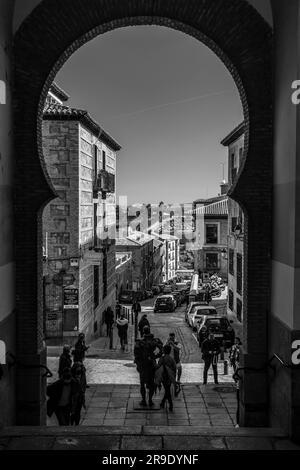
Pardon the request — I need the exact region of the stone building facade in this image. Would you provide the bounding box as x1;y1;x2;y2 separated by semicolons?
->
115;252;133;298
193;193;228;280
221;123;245;322
116;232;154;292
42;85;121;343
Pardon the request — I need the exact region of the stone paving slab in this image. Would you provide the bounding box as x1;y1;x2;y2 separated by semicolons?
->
53;436;121;450
121;436;163;450
164;436;226;450
46;383;238;427
225;437;273;450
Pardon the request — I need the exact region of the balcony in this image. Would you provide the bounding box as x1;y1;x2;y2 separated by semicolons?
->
93;170;115;198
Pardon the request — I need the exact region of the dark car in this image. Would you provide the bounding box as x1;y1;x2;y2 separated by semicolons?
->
119;290;143;304
154;295;176;313
197;316;235;348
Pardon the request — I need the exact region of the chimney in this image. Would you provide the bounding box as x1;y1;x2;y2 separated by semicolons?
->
220;180;229;195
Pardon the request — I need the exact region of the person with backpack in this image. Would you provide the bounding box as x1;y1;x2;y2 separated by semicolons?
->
46;367;81;426
58;345;72;379
72;333;89;363
116;312;129;351
70;361;87;425
134;325;163;407
164;332;182;396
138;314;150;338
155;344;177;411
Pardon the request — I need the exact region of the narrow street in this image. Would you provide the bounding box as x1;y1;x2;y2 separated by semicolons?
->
47;290;236;385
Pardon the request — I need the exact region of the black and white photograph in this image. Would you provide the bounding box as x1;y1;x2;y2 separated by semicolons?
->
0;0;300;458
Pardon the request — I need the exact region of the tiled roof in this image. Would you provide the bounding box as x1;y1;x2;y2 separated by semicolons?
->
49;82;69;102
43;103;121;151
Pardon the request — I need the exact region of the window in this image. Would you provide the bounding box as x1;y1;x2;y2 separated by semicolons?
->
94;265;99;308
50;204;70;216
53;218;67;231
102;150;106;170
206;224;218;244
228;289;234;311
205;253;219;270
50;232;70;244
52;246;68;258
236;253;243;295
236;298;242;322
229;249;234;275
231;217;238;233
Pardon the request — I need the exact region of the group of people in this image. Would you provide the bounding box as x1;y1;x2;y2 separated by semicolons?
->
47;333;89;426
134;321;183;411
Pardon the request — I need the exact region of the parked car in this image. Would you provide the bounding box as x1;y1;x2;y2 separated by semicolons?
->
119;290;143;304
189;305;218;330
197;316;235;348
154;295;176;313
185;301;209;324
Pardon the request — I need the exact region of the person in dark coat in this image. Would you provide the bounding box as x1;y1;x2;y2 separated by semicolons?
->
116;313;129;351
201;331;221;384
134;326;163;407
132;300;142;315
72;333;89;362
156;344;177;411
58;345;72;379
115;301;121;319
70;361;87;425
104;306;114;337
46;367;82;426
138;314;150;338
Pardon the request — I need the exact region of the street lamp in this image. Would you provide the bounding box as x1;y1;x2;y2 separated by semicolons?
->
221;248;228;260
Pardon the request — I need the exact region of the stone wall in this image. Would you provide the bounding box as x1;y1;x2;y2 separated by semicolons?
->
0;0;16;427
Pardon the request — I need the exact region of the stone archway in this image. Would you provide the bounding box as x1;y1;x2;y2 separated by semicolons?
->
13;0;272;425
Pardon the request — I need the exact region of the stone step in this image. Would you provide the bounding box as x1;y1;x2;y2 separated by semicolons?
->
0;425;287;438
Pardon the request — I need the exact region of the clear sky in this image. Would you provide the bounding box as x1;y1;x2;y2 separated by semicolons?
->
55;25;243;205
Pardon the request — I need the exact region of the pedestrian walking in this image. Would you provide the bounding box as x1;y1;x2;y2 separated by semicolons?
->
58;345;72;379
164;332;182;396
201;331;221;384
134;325;163;406
46;367;82;426
132;299;142;316
138;314;150;337
155;344;177;411
229;337;242;372
104;306;114;337
116;312;129;351
115;301;121;319
70;361;87;425
72;332;89;363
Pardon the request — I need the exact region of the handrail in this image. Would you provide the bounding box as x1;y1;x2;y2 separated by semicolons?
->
233;353;295;381
6;352;53;378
